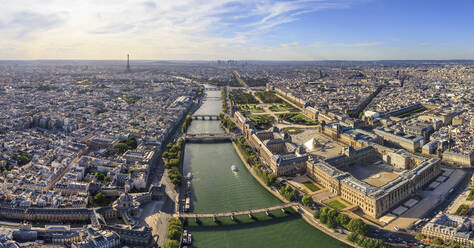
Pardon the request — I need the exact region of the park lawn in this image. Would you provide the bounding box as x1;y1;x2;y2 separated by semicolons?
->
394;107;427;118
269;103;299;112
230;89;258;104
340;198;352;206
252;107;265;113
302;181;320;192
327;200;347;210
255;90;283;103
238;104;264;116
248;114;274;130
455;204;470;216
467;189;474;201
282;127;302;134
277;113;318;125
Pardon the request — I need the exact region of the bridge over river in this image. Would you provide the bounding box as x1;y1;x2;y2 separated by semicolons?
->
206;87;220;91
184;133;234;143
177;202;298;219
191;114;220;120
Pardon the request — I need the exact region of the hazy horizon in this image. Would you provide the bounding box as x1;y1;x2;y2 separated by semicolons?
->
1;59;474;62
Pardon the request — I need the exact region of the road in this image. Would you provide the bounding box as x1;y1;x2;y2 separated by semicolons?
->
46;155;81;190
140;100;199;246
233;70;249;88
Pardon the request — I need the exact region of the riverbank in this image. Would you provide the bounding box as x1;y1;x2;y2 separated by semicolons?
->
231;140;358;248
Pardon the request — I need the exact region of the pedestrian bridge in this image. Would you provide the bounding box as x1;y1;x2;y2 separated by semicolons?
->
177;202;298;219
184;133;233;143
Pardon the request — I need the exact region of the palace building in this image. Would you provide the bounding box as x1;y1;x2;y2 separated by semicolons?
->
422;212;474;247
234;111;308;176
307;145;441;218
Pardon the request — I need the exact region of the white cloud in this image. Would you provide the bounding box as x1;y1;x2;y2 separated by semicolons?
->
280;42;299;48
0;0;369;59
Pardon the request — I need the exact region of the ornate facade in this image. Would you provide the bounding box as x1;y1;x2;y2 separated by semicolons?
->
307;145;441;218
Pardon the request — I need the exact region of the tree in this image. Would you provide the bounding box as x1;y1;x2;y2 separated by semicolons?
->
182;115;192;132
267;173;276;185
168;168;182;185
432;237;443;245
313;209;320;219
113;143;130;154
93;192;107;206
166;218;182;241
163;240;180;248
327;209;338;220
324;208;338;228
168;218;183;231
279;185;298;201
415;233;425;240
320;207;330;215
94;172;105;181
12;152;32;166
320;212;328;224
336;213;351;226
347;232;359;243
447;239;459;248
302;195;314;206
168;159;180;168
326;216;336;229
162;151;171;159
167;227;182;240
347;218;370;235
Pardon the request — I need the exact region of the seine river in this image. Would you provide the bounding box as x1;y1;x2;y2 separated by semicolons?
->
182;87;349;248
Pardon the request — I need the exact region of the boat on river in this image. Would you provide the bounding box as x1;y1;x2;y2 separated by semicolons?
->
183;230;193;245
186;172;193;180
231;165;239;172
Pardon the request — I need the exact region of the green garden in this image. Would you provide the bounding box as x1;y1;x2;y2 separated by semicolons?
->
277;113;318;125
248;114;274;130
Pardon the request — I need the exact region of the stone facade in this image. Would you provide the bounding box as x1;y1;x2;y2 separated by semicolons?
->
234;111;308;176
422;212;474;247
307;145;441;218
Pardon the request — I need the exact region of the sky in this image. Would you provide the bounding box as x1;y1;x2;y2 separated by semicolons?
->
0;0;473;60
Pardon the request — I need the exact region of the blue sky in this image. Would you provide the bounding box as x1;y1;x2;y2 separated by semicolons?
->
0;0;473;60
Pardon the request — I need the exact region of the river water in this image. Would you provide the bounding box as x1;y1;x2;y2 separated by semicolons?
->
183;86;349;248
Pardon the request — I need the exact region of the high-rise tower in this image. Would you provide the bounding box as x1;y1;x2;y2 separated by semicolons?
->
126;54;131;72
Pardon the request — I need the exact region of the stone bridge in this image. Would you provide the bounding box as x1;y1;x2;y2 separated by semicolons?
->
184;133;234;143
206;87;220;91
191;114;220;120
177;202;298;219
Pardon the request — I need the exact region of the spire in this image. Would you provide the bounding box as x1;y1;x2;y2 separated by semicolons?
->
126;54;131;72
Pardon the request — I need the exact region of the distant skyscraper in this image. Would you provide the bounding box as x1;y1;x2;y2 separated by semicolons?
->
126;54;131;72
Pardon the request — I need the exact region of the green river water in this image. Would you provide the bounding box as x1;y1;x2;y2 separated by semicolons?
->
182;87;349;248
